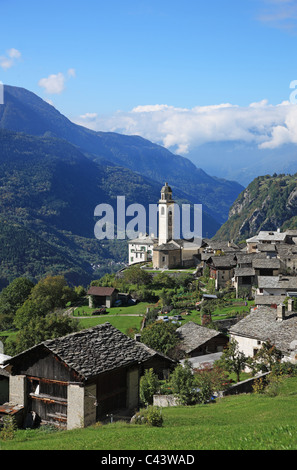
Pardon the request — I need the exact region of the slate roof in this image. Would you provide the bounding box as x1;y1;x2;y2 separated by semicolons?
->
255;295;286;306
4;323;173;381
208;255;237;268
234;267;255;277
229;307;297;355
154;241;181;251
176;321;223;354
257;244;277;252
258;275;297;290
252;258;280;269
247;231;288;243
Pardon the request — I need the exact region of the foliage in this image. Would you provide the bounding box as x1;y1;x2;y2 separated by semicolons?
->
0;277;34;330
14;275;77;330
5;312;79;356
131;406;163;427
140;368;160;405
252;373;283;397
272;362;297;377
169;360;199;405
122;266;152;288
214;173;297;242
253;340;282;373
152;273;176;289
140;321;180;356
216;339;247;382
194;365;230;403
2;376;297;450
0;416;17;441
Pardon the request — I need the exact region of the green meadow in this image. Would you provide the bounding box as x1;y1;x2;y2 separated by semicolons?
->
2;376;297;450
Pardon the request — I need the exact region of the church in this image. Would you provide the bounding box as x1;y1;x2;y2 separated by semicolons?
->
128;183;202;269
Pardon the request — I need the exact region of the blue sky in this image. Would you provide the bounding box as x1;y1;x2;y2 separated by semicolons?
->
1;0;297;157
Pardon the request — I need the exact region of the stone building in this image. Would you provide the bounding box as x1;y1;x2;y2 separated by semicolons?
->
2;323;174;429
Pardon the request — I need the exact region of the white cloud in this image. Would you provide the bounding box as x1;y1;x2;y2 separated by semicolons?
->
257;0;297;33
67;68;76;78
73;100;297;154
0;48;21;70
38;68;76;95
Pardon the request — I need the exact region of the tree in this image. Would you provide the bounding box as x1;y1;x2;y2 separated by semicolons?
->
152;273;176;289
170;360;198;405
216;339;247;382
252;340;282;373
5;312;79;356
194;364;229;403
123;266;152;288
141;321;179;356
14;275;76;329
0;277;34;330
140;368;160;405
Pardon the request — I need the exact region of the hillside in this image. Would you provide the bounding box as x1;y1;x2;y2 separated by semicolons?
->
0;85;244;226
0;129;221;287
213;173;297;242
2;376;297;450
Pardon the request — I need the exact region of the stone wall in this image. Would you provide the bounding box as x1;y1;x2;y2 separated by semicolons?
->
153;394;179;407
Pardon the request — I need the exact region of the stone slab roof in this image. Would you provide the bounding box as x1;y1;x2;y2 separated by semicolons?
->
247;231;288;243
254;294;286;306
209;255;237;268
229;306;297;355
5;323;174;381
234;267;255;277
176;321;223;354
258;276;297;289
252;258;280;269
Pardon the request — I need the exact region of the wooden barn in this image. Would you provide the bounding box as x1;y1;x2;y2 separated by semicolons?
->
3;323;175;430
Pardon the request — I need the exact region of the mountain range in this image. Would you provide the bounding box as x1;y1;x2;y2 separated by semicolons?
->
187;141;297;187
0;85;244;287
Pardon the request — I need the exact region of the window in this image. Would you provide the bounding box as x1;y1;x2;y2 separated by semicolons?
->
161;207;165;215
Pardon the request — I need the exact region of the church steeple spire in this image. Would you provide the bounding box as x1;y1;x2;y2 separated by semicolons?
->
160;182;173;202
158;183;174;245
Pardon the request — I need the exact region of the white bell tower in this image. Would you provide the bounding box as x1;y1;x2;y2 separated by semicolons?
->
158;183;174;245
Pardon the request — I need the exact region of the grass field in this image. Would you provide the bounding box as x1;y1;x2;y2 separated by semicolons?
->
77;314;144;334
2;376;297;450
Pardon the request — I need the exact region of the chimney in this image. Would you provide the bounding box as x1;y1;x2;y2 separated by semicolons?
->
288;298;294;312
277;303;286;322
134;333;141;342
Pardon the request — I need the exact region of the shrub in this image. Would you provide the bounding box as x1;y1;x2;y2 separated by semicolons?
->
131;406;163;427
252;377;267;394
0;416;17;441
140;369;160;405
170;360;199;405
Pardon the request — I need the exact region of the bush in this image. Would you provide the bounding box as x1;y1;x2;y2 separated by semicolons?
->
170;360;199;405
140;369;160;405
131;406;163;427
272;362;297;377
0;416;17;441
